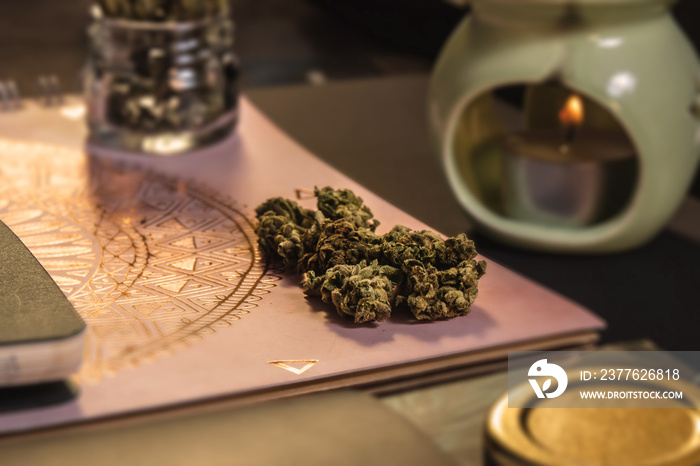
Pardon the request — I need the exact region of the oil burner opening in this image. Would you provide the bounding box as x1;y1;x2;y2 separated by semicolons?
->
450;83;640;229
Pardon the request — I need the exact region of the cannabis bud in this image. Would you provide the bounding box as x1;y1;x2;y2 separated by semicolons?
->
254;187;486;323
402;259;486;320
299;219;382;275
305;260;401;324
314;187;380;231
379;228;486;320
254;197;316;271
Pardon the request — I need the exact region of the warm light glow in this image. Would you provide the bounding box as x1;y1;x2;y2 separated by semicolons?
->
559;95;585;126
60;104;87;121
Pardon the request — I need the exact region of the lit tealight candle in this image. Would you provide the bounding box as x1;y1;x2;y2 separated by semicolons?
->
502;95;637;227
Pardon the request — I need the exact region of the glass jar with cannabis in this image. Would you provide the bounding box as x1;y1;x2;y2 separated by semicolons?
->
85;0;238;155
255;188;487;324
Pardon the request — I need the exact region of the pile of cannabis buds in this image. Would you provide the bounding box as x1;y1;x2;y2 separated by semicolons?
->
254;187;487;324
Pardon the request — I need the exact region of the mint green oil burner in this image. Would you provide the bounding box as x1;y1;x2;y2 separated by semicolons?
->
430;0;700;253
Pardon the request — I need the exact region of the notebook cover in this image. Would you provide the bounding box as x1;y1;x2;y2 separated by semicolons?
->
0;219;85;387
0;220;84;345
0;98;605;435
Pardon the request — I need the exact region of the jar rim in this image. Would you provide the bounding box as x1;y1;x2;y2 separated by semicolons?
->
96;14;229;32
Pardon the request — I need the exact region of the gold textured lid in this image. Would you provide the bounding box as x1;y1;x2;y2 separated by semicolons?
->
485;378;700;465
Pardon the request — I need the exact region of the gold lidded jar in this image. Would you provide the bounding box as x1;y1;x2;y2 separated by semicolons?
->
484;375;700;465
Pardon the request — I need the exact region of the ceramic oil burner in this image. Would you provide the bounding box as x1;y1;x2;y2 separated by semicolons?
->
430;0;700;252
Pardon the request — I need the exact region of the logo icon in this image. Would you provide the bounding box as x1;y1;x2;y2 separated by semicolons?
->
528;359;568;399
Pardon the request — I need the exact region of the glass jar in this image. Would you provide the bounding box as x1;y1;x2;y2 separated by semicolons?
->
85;9;238;155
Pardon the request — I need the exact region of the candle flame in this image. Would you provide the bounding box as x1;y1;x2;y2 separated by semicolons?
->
559;94;584;126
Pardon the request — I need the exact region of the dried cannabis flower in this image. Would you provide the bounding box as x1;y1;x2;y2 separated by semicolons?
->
437;233;480;268
305;260;401;324
380;228;487;320
402;259;486;320
299;219;382;275
314;187;380;231
254;197;317;270
381;225;443;268
255;187;486;323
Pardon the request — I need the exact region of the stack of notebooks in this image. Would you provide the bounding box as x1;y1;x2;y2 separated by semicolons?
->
0;97;604;436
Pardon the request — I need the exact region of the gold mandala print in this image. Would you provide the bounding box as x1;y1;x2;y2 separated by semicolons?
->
0;139;278;381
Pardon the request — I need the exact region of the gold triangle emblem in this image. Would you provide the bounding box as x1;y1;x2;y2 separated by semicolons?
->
267;360;319;375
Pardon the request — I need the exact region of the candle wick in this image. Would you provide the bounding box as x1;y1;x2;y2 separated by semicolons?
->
564;124;576;144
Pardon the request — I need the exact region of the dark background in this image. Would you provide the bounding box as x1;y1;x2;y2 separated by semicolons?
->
0;0;697;87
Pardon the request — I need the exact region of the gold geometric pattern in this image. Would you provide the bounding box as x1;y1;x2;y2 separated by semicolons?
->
0;139;280;382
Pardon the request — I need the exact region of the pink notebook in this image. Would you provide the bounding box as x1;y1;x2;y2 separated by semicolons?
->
0;98;604;435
